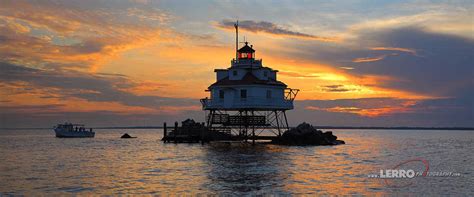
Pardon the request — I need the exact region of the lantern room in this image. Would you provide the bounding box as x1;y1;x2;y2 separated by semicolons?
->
238;42;255;59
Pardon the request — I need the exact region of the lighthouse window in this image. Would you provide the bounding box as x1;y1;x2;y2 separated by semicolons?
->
266;90;272;99
219;90;224;100
233;70;237;76
240;89;247;99
263;71;268;77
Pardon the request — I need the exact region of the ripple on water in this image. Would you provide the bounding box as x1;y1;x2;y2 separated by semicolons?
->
57;186;94;193
0;129;472;195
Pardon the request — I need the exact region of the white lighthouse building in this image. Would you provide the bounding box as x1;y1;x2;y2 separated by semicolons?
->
201;22;298;141
202;41;295;110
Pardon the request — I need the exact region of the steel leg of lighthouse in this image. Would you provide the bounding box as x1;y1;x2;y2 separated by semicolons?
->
206;110;213;129
238;111;242;138
204;109;290;143
274;110;281;137
283;110;290;131
252;111;255;145
245;110;249;143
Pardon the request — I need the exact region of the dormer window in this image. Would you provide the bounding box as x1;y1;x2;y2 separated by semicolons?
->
263;71;268;77
233;70;238;76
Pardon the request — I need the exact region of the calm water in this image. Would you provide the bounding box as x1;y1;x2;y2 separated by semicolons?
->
0;129;472;195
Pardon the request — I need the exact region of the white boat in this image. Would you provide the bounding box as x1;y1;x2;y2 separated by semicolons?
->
54;123;95;138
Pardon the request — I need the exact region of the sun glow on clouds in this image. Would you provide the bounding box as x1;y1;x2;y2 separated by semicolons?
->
1;1;472;126
0;88;200;117
0;1;206;117
0;3;435;118
0;82;156;114
352;55;386;63
0;1;176;73
305;100;418;117
347;5;474;40
370;47;416;55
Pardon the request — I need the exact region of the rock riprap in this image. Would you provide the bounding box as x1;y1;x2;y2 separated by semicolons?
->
272;122;345;145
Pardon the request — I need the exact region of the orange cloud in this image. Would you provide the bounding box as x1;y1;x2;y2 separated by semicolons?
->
0;80;199;115
0;1;176;73
119;80;168;96
339;67;354;70
0;1;437;118
306;100;419;117
352;47;417;63
370;47;417;55
352;55;386;63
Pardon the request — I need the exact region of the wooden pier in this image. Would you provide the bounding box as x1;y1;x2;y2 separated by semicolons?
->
161;121;278;144
162;121;207;143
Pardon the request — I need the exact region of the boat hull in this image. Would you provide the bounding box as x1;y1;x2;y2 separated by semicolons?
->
54;129;95;138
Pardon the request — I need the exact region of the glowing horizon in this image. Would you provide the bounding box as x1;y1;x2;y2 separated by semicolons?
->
1;0;472;127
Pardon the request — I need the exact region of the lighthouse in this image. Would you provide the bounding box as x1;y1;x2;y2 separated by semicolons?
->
200;22;299;142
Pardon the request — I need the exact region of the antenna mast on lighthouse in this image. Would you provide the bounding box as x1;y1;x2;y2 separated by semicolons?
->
234;21;238;60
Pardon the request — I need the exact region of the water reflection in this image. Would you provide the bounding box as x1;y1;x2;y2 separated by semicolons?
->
0;129;472;195
199;130;404;195
202;142;291;194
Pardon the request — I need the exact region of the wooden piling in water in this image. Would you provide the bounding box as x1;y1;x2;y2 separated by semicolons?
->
174;121;178;143
163;122;167;142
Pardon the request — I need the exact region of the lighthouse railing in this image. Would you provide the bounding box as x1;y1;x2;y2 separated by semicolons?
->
231;58;262;67
284;88;299;101
200;97;294;110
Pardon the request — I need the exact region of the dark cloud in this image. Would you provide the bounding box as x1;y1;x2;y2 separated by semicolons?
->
0;62;197;108
290;97;473;127
351;27;474;98
0;110;205;128
71;40;106;54
0;104;66;113
217;19;338;42
324;85;344;89
275;27;474;126
284;27;474;99
321;85;356;92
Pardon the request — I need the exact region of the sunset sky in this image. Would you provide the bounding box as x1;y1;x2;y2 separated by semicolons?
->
1;0;473;127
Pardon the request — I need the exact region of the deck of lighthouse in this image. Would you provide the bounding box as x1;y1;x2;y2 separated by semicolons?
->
202;71;296;110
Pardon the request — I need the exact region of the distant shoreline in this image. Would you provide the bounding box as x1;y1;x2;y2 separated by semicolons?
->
1;126;473;131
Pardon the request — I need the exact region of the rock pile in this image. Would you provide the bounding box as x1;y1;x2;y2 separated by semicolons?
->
172;119;207;136
121;133;136;138
272;122;345;145
165;119;206;136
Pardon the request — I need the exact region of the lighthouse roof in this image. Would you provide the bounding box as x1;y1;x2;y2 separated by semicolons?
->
237;43;255;53
209;72;286;88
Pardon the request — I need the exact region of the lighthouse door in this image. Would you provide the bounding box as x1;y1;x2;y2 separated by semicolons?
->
224;89;234;108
